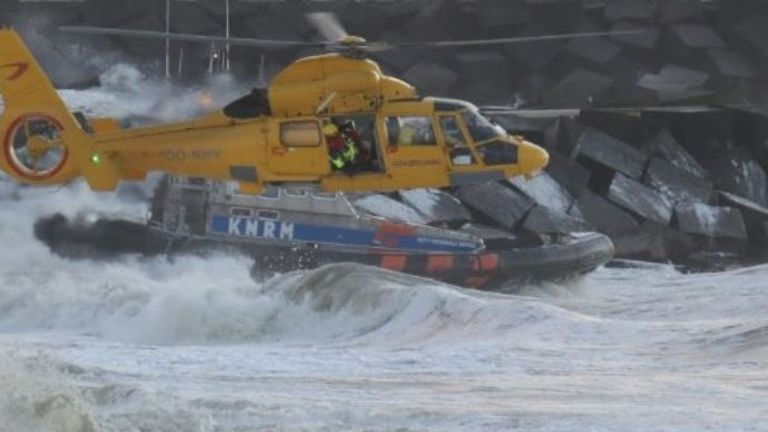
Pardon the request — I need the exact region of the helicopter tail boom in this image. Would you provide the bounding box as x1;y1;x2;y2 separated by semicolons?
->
0;29;119;190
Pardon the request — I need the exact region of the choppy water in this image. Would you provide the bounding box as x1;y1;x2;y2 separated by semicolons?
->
1;80;768;431
2;181;768;432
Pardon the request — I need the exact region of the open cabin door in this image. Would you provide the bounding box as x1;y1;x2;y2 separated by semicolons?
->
377;102;449;189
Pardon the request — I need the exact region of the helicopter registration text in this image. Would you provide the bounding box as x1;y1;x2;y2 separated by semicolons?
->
164;149;222;161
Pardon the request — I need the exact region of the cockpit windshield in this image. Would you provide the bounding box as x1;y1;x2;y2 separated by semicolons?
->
461;110;506;143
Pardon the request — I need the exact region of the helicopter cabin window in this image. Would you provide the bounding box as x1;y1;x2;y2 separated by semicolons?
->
280;121;321;147
386;116;436;146
439;115;475;166
461;110;506;143
476;140;518;166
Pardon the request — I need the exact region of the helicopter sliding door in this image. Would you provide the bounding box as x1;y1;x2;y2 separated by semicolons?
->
378;102;448;189
266;117;330;180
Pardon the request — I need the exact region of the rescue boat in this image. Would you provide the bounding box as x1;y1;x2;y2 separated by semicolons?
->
34;176;614;290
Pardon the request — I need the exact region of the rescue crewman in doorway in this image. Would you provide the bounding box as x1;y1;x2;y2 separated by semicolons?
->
323;121;360;173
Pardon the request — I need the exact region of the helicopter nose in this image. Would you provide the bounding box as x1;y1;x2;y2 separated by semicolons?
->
518;141;550;174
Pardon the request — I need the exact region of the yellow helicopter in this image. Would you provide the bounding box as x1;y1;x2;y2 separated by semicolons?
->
0;15;638;194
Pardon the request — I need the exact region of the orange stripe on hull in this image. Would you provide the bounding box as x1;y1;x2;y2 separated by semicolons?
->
426;255;454;272
473;253;499;272
380;254;407;271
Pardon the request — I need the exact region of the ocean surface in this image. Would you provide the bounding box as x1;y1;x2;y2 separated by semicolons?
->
1;77;767;432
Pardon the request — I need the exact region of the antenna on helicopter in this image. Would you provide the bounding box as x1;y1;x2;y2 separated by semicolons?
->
257;52;266;88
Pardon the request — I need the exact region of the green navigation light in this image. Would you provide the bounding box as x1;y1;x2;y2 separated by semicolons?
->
91;153;101;165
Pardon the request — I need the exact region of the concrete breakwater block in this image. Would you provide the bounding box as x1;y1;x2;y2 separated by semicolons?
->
565;37;621;65
608;173;674;225
605;0;656;22
675;203;747;240
399;189;471;227
644;157;713;205
403;61;459;96
454;182;534;231
574;127;647;179
613;220;698;261
542;68;613;108
522;206;593;235
572;190;639;237
545;152;592;198
578;109;660;147
644;130;710;180
353;194;427;225
706;148;768;208
508;171;573;214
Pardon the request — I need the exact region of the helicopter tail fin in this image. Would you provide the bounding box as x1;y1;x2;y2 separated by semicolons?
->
0;28;119;190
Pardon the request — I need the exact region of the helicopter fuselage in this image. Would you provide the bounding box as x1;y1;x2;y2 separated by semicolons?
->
0;30;548;194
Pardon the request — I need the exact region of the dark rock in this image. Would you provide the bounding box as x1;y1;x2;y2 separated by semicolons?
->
541;68;613;108
706;148;768;208
675;203;747;240
644;130;710;180
605;1;656;22
733;14;768;55
608;173;674;225
706;49;759;79
609;22;661;50
453;51;510;94
522;206;594;235
572;190;640;237
548;116;585;156
669;24;727;49
170;3;223;35
403;60;459;96
475;1;531;30
565;37;621;65
659;2;705;23
545;152;592;198
454;182;534;231
574;127;647;179
641;107;731;161
578;110;660;147
505;23;566;73
78;0;140;27
399;189;472;227
612;227;668;260
644;157;713;205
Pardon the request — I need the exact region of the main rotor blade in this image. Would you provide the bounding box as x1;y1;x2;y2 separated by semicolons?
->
60;26;329;48
363;29;648;51
305;12;348;42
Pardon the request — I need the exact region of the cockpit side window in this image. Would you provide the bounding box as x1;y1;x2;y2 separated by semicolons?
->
461;110;506;143
476;140;518;166
439;115;475;166
386;116;436;146
439;115;468;147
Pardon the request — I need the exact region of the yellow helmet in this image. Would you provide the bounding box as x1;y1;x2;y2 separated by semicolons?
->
322;123;339;136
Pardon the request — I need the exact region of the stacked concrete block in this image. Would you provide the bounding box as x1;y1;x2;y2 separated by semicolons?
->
608;173;674;225
675;203;747;242
573;127;647;179
398;189;472;228
454;182;534;231
643;157;713;205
